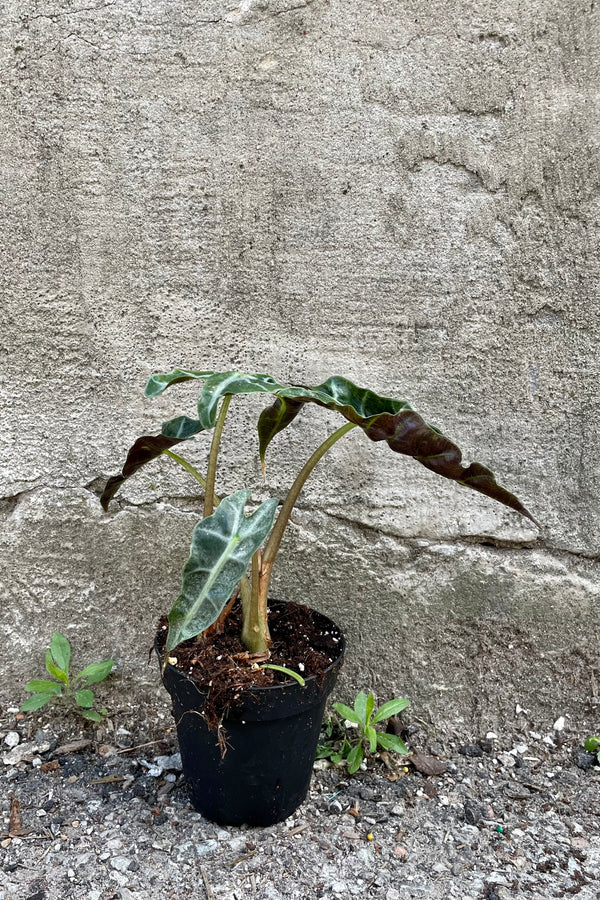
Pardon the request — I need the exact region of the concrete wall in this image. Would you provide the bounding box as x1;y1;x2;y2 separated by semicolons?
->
1;0;599;735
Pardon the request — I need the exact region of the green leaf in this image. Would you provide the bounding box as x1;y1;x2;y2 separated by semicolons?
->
330;753;344;764
365;725;378;754
165;490;279;653
100;434;195;510
142;369;537;523
20;692;57;711
332;702;362;726
584;736;600;752
144;368;218;397
25;680;63;694
260;664;306;686
371;697;410;725
75;689;95;709
259;376;538;524
347;743;364;774
257;397;304;469
50;632;71;674
365;692;375;726
353;692;368;729
79;709;104;722
74;660;115;685
316;743;335;759
377;733;409;755
45;650;68;685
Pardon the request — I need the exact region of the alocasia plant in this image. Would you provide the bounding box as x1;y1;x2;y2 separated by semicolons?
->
101;370;538;658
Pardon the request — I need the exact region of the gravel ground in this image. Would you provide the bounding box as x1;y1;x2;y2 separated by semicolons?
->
2;708;600;900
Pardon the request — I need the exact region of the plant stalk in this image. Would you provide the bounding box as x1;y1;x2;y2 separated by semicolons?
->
241;550;270;652
256;422;357;623
203;395;232;518
162;449;207;488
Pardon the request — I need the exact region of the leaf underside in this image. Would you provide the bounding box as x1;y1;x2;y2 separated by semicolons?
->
138;369;537;524
165;490;279;653
100;434;189;511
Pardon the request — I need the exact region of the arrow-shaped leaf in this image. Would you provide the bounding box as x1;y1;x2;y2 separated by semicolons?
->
143;369;537;524
100;434;193;511
165;490;279;653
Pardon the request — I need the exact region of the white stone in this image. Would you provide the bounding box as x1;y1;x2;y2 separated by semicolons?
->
2;741;50;766
3;732;20;749
110;856;132;872
194;840;219;857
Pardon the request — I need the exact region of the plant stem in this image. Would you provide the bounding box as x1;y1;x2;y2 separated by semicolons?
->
241;550;270;652
256;422;357;623
162;449;207;488
203;395;231;518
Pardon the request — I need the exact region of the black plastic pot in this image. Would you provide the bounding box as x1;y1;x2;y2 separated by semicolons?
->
158;602;345;826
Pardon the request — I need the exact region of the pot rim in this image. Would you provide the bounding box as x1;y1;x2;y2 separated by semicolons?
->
155;600;345;695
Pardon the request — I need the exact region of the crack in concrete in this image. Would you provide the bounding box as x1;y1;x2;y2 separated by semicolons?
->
2;489;598;564
408;155;505;194
319;508;600;563
350;32;422;52
17;3;116;23
225;0;318;26
270;0;318;17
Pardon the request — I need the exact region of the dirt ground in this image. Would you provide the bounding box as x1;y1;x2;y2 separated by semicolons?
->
1;695;599;900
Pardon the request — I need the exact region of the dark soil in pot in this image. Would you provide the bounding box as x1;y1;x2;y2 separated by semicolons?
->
156;600;345;826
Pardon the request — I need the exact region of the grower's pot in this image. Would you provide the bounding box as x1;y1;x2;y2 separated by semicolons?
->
158;602;345;826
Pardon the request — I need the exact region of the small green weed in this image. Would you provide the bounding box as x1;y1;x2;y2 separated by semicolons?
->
584;736;600;763
21;632;114;722
317;691;409;774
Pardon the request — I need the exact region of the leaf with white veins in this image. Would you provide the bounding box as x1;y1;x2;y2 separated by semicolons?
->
165;490;279;653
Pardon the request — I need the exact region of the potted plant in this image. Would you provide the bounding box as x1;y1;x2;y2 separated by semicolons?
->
101;369;537;825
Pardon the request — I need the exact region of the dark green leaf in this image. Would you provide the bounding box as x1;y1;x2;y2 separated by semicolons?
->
257;398;304;469
143;369;538;523
74;660;114;685
377;733;409;755
166;490;279;653
79;709;104;722
259;377;538;524
100;434;193;511
75;689;95;709
45;650;68;685
372;698;410;725
20;692;57;711
25;680;63;694
316;744;335;759
160;416;206;440
333;702;361;726
347;743;364;774
144;368;217;397
50;632;71;673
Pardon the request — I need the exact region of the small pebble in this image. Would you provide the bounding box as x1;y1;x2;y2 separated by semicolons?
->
575;750;596;771
3;732;20;749
459;744;483;758
110;856;132;872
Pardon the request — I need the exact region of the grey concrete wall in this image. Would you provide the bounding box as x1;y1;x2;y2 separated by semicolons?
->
1;0;599;734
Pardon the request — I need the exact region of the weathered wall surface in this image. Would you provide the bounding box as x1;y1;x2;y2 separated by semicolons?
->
1;0;598;734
